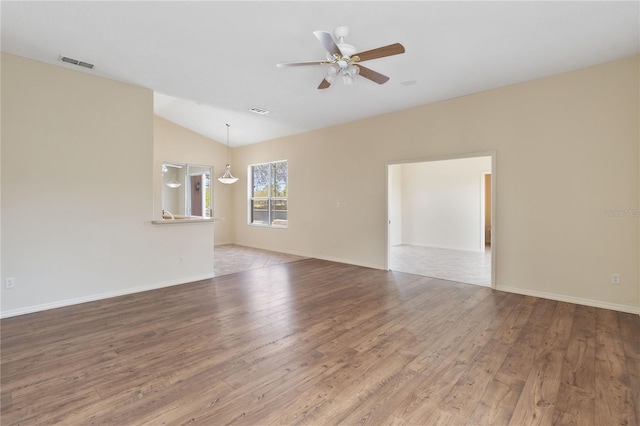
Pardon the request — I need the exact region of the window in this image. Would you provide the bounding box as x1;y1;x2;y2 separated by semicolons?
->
249;160;287;227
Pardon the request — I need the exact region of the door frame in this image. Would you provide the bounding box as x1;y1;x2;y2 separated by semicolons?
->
386;151;497;289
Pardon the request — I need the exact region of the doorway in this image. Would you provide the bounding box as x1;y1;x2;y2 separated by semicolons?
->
190;175;203;216
483;172;492;249
387;154;495;287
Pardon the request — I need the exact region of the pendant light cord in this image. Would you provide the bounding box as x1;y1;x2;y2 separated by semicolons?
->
226;123;231;164
218;123;239;184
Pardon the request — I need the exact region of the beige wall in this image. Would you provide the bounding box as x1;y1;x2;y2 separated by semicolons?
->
1;52;637;315
153;116;234;245
1;54;215;316
233;56;640;312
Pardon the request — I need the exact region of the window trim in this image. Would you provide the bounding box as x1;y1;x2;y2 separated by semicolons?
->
248;160;288;228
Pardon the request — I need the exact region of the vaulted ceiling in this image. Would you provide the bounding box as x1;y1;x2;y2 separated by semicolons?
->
2;1;638;146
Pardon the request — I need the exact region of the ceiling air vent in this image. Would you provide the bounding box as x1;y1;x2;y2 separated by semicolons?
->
60;56;94;69
248;107;269;115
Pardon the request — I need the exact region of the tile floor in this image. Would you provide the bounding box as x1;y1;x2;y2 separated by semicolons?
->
214;244;307;277
390;244;492;286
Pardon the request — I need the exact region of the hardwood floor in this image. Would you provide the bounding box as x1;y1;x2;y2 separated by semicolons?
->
1;259;639;425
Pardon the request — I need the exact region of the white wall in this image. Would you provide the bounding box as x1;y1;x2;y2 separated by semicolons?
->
400;157;491;252
233;56;639;313
1;54;215;317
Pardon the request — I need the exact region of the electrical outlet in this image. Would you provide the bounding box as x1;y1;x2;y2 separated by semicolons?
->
611;273;621;285
179;256;184;264
5;277;15;289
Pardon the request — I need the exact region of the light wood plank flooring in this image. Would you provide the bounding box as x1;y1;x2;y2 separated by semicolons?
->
1;259;638;425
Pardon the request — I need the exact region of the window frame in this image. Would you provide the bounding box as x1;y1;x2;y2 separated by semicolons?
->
248;160;288;228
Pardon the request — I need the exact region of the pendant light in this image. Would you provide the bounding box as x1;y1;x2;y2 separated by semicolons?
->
164;163;183;188
165;177;182;188
218;123;239;184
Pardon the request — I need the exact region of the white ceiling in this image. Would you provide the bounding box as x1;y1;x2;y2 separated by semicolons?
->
2;1;639;147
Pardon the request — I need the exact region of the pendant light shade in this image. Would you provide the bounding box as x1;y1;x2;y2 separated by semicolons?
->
218;164;238;184
218;123;238;184
166;177;182;188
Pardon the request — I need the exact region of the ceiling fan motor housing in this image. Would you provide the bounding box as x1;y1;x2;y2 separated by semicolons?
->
337;43;356;58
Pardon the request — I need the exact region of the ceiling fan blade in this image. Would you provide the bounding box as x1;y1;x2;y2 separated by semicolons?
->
354;43;405;62
318;78;331;90
313;30;341;57
276;61;327;68
357;65;390;85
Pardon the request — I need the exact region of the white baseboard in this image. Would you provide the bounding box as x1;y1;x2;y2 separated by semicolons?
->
7;261;634;319
304;253;384;271
235;244;384;271
496;285;640;315
0;273;215;319
400;242;486;253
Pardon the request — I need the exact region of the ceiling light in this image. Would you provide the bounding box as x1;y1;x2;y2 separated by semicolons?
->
218;124;239;185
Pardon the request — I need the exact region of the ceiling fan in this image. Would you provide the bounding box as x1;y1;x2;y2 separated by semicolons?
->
276;26;405;89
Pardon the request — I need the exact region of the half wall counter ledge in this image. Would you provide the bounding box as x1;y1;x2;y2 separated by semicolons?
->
151;216;225;225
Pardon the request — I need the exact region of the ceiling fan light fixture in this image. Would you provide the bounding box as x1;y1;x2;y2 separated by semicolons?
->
277;26;405;90
218;123;239;185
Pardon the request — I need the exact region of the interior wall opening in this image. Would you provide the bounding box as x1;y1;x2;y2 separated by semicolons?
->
387;154;495;287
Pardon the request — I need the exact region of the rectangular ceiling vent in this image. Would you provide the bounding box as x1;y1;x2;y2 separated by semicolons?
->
248;106;270;115
60;56;94;69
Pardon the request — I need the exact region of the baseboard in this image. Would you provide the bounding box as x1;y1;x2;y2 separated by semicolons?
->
232;243;385;271
496;285;640;315
0;247;383;319
0;273;216;319
304;253;384;271
400;242;486;253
